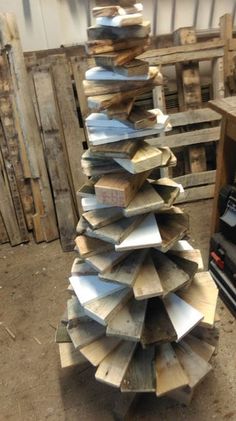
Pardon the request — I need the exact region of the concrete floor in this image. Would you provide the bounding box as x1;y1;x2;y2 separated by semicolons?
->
0;199;235;421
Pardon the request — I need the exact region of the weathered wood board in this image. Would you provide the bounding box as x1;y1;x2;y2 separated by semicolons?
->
80;336;121;366
67;321;105;349
86;250;129;273
75;235;114;257
121;344;155;392
59;343;87;368
122;182;164;217
133;254;163;300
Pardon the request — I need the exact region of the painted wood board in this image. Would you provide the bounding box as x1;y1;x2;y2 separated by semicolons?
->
67;296;89;327
87;21;150;40
174;341;212;389
99;249;147;286
96;14;143;28
133;254;163;300
86;250;129;273
114;143;163;174
86;215;143;244
151;250;190;296
155;343;189;396
95;171;149;207
69;275;125;306
178;272;218;328
95;340;137;388
71;258;97;276
67;321;105;349
163;293;204;342
115;213;162;251
76;216;88;235
84;288;132;325
141;298;177;347
121;344;155;392
106;298;147;341
59;343;87;368
75;235;113;258
80;336;121;366
85;66;156;81
81;197;116;212
92;3;143;18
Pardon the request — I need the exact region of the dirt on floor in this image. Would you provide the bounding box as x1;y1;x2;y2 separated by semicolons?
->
0;199;235;421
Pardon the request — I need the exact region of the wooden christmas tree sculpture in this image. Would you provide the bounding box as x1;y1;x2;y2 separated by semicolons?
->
57;0;219;405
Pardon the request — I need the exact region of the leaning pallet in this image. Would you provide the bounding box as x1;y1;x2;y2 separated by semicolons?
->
56;1;219;407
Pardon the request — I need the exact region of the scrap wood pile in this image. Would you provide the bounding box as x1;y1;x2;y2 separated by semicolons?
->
56;0;220;404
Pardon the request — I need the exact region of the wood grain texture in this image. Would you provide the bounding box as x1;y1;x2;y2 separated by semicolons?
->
114;143;163;174
59;343;87;368
83;207;123;229
86;250;129;273
155;343;189;396
90;139;139;159
67;321;105;349
75;235;113;258
95;340;137;388
106;297;147;341
133;254;163;300
80;336;121;366
183;335;215;362
122;182;164;217
156;213;189;252
121;344;155;392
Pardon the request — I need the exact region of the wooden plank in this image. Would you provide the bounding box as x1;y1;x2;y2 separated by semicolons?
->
95;340;137;388
133;254;163;300
59;343;87;368
169;108;221;127
178;272;218;328
115;213;162;251
93;4;141;17
70;56;89;120
169;248;204;271
174;341;212;388
90;139;140;159
151;178;180;207
84;288;132;325
175;184;215;204
106;297;147;341
69;274;125;306
114;143;163;174
147;126;220;148
0;53;34;231
67;321;105;349
212;57;225;99
151;250;190;296
121;345;155;392
156;213;188;252
0;13;58;242
173;170;216;188
80;336;121;366
183;335;215;362
95;0;137;6
71;258;97;276
83;77;156;97
163;293;203;341
86;215;143;244
33;66;76;251
86;37;148;55
67;295;89;327
86;250;129;273
220;14;234;96
100;249;147;287
96;14;143;28
83;208;123;229
155;343;189;396
188;146;207;173
141;298;177;347
0;148;23;245
87;21;151;40
123;182;164;217
95;171;149;207
51;56;87;214
0;212;8;244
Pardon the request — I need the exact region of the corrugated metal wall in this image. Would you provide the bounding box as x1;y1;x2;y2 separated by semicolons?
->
0;0;236;51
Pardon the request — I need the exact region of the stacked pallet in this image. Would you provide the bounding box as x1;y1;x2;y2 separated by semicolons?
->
57;0;219;405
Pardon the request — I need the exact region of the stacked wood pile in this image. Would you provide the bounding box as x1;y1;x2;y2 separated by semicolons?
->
57;1;219;405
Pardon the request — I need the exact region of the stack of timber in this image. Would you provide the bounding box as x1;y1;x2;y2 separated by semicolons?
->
57;1;220;405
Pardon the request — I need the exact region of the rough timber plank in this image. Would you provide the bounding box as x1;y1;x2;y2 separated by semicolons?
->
80;336;121;366
156;213;188;252
174;341;212;388
121;345;155;392
95;171;149;207
0;212;8;244
0;13;58;242
75;235;114;257
70;57;89;120
178;272;218;327
183;335;215;362
169;248;204;271
106;298;147;341
173;170;216;188
95;341;137;388
96;14;143;29
67;321;105;349
100;249;147;287
151;250;190;296
51;56;87;213
95;0;137;6
169;108;221;127
71;258;97;276
59;343;87;368
33;66;76;251
86;37;148;55
175;184;215;204
83;208;123;229
86;250;129;273
90;139;139;159
155;343;189;396
84;288;132;325
87;21;150;41
133;254;163;300
122;182;164;217
141;298;177;347
114;143;163;174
